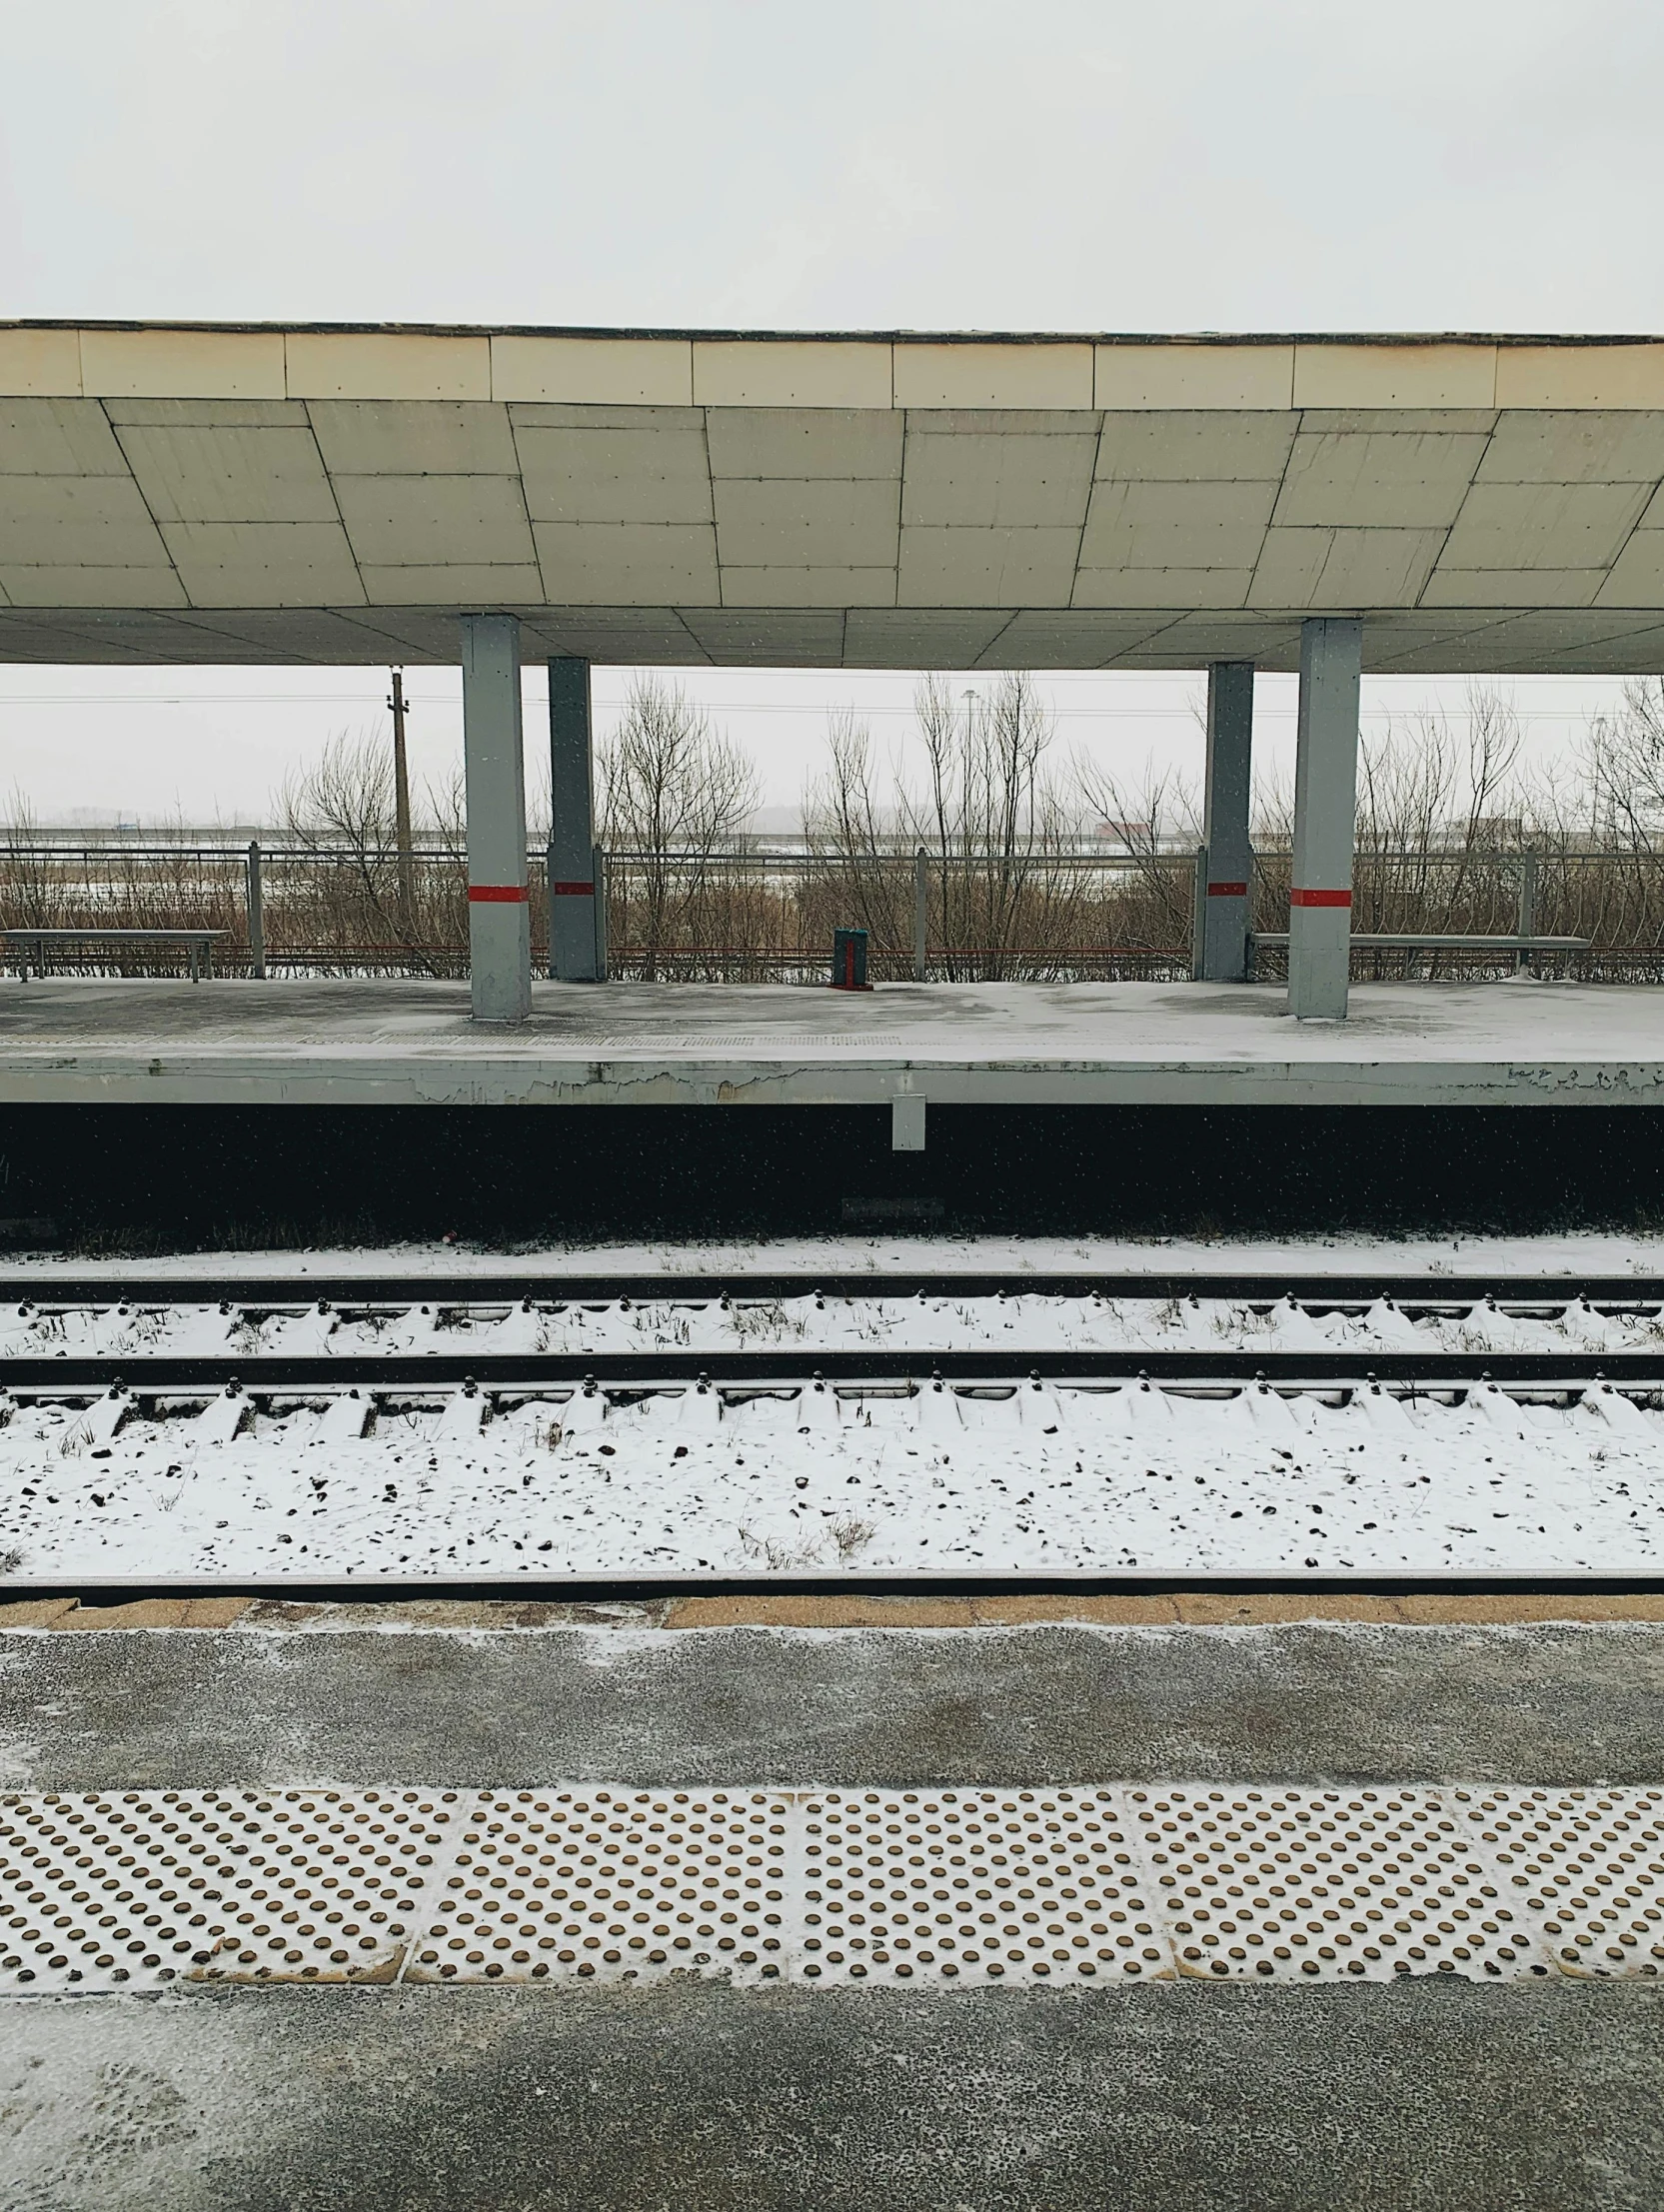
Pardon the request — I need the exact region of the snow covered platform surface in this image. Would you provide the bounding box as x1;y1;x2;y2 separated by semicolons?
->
1;976;1662;1108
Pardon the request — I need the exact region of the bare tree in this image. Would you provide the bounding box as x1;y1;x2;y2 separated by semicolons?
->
600;675;759;978
1574;678;1664;949
1073;748;1200;952
902;675;1064;977
0;790;53;930
1351;688;1524;953
1583;679;1664;847
807;673;1117;978
279;730;407;956
278;730;458;973
801;710;911;949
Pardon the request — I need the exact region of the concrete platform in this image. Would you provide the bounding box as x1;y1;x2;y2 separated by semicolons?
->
2;1615;1662;2210
8;1978;1659;2212
5;1613;1661;1791
1;978;1662;1109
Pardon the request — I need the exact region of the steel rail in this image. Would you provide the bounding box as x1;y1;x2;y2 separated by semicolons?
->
9;1571;1664;1601
3;1273;1664;1306
4;1349;1663;1388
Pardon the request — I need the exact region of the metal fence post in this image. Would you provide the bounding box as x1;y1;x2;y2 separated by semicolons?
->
544;838;557;980
593;844;609;983
913;847;927;982
1190;845;1208;981
246;840;265;979
1517;850;1538;975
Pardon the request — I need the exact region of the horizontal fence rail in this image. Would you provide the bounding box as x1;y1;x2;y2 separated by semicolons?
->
2;838;1663;984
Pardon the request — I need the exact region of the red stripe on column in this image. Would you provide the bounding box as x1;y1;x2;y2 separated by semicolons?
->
1206;881;1248;898
549;881;595;896
1289;888;1352;909
468;885;529;903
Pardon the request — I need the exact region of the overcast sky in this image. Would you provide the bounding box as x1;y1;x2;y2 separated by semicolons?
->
2;0;1661;823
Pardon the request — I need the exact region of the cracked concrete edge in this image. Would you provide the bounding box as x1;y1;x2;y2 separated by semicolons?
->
6;1590;1664;1631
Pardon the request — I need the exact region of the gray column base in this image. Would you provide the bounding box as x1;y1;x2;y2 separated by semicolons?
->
469;903;533;1024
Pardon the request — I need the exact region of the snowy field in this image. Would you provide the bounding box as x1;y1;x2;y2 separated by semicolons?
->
1;1375;1659;1584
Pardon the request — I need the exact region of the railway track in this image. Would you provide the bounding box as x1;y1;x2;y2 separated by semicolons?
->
4;1272;1664;1392
4;1355;1664;1388
6;1268;1664;1595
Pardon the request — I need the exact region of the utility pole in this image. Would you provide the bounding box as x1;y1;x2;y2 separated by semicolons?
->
388;669;414;924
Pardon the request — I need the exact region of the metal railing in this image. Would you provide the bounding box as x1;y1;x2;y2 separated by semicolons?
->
2;837;1663;984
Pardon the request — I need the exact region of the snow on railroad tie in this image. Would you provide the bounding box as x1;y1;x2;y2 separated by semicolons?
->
6;1291;1664;1361
0;1379;1661;1580
2;1783;1661;1994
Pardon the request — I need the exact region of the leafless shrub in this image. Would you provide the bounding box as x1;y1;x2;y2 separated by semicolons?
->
600;675;760;979
806;674;1130;979
0;792;246;973
1074;742;1201;955
1585;679;1664;846
278;730;466;975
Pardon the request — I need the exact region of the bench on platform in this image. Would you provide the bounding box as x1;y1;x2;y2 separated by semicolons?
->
2;927;225;982
1249;931;1591;976
1251;933;1591;951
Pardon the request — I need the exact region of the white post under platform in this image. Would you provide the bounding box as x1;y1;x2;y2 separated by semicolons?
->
461;613;531;1025
1199;661;1254;983
892;1096;926;1151
1288;617;1362;1022
548;657;600;982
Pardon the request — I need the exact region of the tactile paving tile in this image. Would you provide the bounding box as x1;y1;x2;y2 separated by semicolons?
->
1465;1788;1664;1977
796;1788;1171;1983
3;1785;1663;1991
404;1787;795;1984
0;1789;461;1989
1126;1786;1548;1980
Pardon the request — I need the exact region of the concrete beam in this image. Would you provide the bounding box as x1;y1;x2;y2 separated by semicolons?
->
1199;662;1254;983
461;614;531;1025
1288;617;1362;1021
547;658;599;983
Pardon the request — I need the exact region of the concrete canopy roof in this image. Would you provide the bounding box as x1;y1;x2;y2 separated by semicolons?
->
7;323;1664;672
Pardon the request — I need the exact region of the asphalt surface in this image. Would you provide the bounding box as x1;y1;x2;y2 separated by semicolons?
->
3;1981;1659;2212
2;1619;1662;1789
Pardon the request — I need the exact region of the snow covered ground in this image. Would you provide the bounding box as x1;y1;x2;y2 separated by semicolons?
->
8;1228;1664;1283
1;1375;1659;1584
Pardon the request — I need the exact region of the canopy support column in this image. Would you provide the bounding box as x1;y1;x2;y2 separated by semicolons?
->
1287;616;1362;1022
461;613;531;1025
547;658;600;982
1198;661;1254;982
